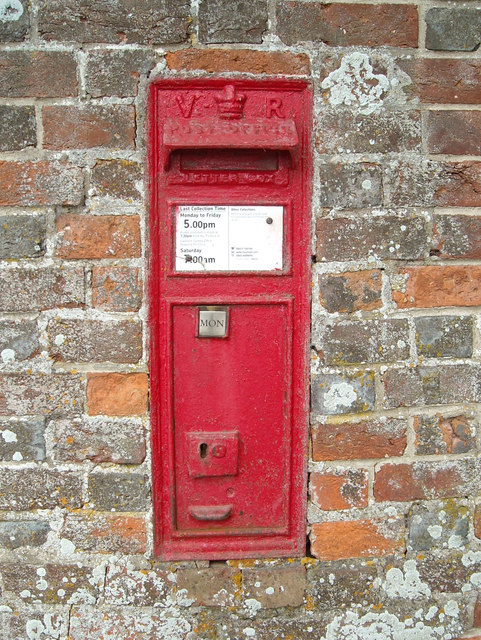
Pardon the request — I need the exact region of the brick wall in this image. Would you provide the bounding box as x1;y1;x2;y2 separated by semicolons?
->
1;1;481;638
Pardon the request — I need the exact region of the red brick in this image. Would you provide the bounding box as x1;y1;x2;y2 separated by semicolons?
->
55;214;141;260
92;267;142;312
374;461;465;502
0;51;77;97
43;105;135;150
474;596;481;627
319;270;383;314
427;110;481;155
277;2;418;47
310;469;368;510
62;512;147;554
87;373;148;416
432;215;481;260
311;518;405;560
166;48;310;75
312;418;407;461
403;58;481;104
0;161;83;207
393;266;481;309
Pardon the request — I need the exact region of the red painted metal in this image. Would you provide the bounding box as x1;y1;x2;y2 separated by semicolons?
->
149;78;312;560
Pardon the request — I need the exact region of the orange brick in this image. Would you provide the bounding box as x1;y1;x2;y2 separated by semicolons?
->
310;470;368;510
374;462;462;502
166;49;310;75
55;214;141;260
393;266;481;309
311;519;405;560
87;373;148;416
62;512;147;554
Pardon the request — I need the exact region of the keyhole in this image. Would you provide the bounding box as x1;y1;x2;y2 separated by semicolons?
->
199;443;208;458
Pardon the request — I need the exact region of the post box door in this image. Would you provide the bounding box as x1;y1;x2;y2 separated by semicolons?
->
149;79;311;560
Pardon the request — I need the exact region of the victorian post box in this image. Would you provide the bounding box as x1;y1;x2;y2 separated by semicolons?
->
149;78;312;560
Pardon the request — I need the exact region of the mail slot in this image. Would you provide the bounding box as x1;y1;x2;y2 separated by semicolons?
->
149;79;312;560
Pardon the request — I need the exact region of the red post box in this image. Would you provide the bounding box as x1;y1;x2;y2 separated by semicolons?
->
149;78;312;560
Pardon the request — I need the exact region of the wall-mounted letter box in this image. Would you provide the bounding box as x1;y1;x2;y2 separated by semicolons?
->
149;79;312;560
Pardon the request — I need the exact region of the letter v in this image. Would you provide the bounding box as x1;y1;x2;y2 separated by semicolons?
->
176;94;199;118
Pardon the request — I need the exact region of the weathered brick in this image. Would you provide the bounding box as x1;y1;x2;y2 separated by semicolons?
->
311;371;375;416
415;316;473;359
69;607;192;640
311;418;407;461
199;0;267;43
317;110;421;154
176;566;238;606
318;270;383;314
0;468;83;510
0;417;45;462
475;504;481;539
56;214;141;260
92;267;142;312
310;469;368;510
408;500;469;552
47;317;142;364
316;217;426;262
87;373;148;416
0;373;83;417
62;512;147;554
0;51;77;97
0;106;35;151
0;215;45;259
90;160;143;202
417;551;481;595
393;266;481;309
314;319;409;365
427;111;481;155
475;598;481;627
0;520;50;549
0;0;29;42
242;566;306;608
43;105;135;150
165;48;310;75
86;49;156;97
1;564;101;605
215;616;328;640
389;161;481;208
2;607;70;640
319;163;382;209
277;2;418;47
0;267;84;312
374;459;481;502
0;161;83;207
414;414;476;456
383;365;481;409
88;472;150;511
432;215;481;260
308;559;379;612
426;8;481;52
48;417;146;464
104;565;171;605
403;58;481;104
0;319;39;362
311;518;405;560
38;0;190;44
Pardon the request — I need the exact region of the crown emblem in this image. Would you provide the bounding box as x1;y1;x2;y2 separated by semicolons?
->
215;84;246;120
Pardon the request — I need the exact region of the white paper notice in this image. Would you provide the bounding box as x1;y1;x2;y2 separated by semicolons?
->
175;205;283;272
